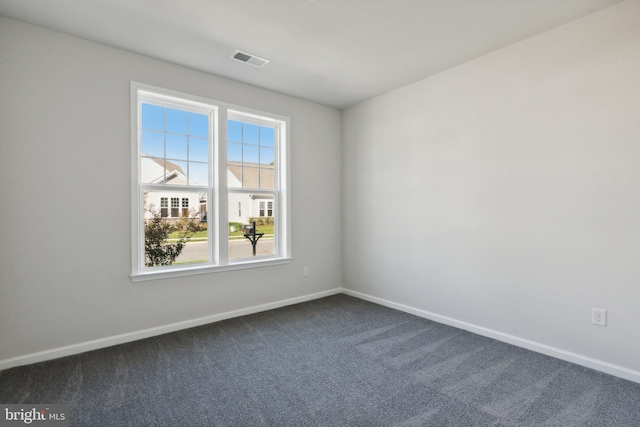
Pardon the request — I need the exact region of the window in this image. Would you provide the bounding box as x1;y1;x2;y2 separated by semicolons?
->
181;198;189;217
227;114;280;260
171;197;180;218
160;197;168;218
258;200;274;217
132;83;290;280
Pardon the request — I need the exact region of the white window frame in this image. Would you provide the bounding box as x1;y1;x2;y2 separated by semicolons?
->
131;82;291;281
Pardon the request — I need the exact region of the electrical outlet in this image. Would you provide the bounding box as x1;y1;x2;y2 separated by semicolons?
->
592;308;607;326
303;266;309;277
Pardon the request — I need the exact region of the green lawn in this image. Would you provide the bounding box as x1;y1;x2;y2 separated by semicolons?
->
168;230;208;240
229;225;274;237
168;225;274;240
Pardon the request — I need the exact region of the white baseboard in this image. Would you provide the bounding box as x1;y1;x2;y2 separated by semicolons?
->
0;288;342;371
342;288;640;384
4;287;639;385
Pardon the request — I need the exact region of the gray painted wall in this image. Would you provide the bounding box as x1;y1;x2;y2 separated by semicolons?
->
2;0;639;380
0;17;342;363
343;1;640;374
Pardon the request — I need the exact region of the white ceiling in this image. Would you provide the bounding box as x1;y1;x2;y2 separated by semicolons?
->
0;0;624;109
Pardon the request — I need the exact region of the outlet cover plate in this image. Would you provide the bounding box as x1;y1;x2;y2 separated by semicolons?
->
592;308;607;326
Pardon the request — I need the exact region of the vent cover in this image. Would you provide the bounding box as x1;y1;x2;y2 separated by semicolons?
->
231;50;270;68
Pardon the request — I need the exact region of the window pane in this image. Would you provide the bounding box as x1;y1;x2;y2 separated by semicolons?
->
259;168;274;189
260;127;274;147
260;147;274;166
243;144;259;164
228;192;246;225
228;164;242;189
171;197;179;212
188;112;208;137
143;190;208;267
244;123;259;145
142;103;164;131
228;120;243;142
141;102;209;189
189;137;208;162
166;134;188;160
227;119;277;190
181;198;189;217
141;130;164;158
242;166;259;189
165;160;188;185
228;142;242;162
166;108;187;134
228;193;275;260
188;161;208;186
141;157;165;184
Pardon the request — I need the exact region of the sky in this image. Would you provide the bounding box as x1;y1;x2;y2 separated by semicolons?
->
141;103;275;187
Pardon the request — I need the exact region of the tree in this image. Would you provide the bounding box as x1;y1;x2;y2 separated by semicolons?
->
144;209;200;267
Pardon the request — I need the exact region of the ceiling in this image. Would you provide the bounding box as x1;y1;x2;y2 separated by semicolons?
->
0;0;624;109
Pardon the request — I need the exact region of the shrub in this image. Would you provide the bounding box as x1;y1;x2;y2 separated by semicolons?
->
144;209;200;267
229;222;243;232
249;217;273;226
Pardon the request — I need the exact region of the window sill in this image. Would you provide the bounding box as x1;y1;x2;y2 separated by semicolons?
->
131;257;292;282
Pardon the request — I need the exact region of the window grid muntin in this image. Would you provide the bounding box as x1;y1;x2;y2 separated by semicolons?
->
227;117;277;191
139;98;211;188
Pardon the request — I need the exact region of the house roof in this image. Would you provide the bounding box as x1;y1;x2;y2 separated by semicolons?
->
142;157;273;190
141;157;191;185
162;159;186;175
227;161;274;190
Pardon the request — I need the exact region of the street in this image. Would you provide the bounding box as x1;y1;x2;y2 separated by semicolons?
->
175;238;275;263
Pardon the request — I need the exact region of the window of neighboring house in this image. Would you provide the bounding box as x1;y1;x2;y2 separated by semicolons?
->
182;198;189;217
258;200;274;217
160;197;168;217
171;197;180;218
132;82;290;280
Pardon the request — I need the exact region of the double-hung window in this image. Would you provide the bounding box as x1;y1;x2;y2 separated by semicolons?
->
131;83;290;280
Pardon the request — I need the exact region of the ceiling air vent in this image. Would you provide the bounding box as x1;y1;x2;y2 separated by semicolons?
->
231;50;270;68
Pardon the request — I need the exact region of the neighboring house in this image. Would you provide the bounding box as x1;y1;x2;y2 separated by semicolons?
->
227;160;274;224
142;157;273;225
141;157;204;220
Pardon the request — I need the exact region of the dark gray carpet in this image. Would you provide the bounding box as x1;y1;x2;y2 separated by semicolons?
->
1;294;639;426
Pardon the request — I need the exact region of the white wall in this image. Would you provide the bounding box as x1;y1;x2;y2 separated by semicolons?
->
0;17;342;364
343;1;640;377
